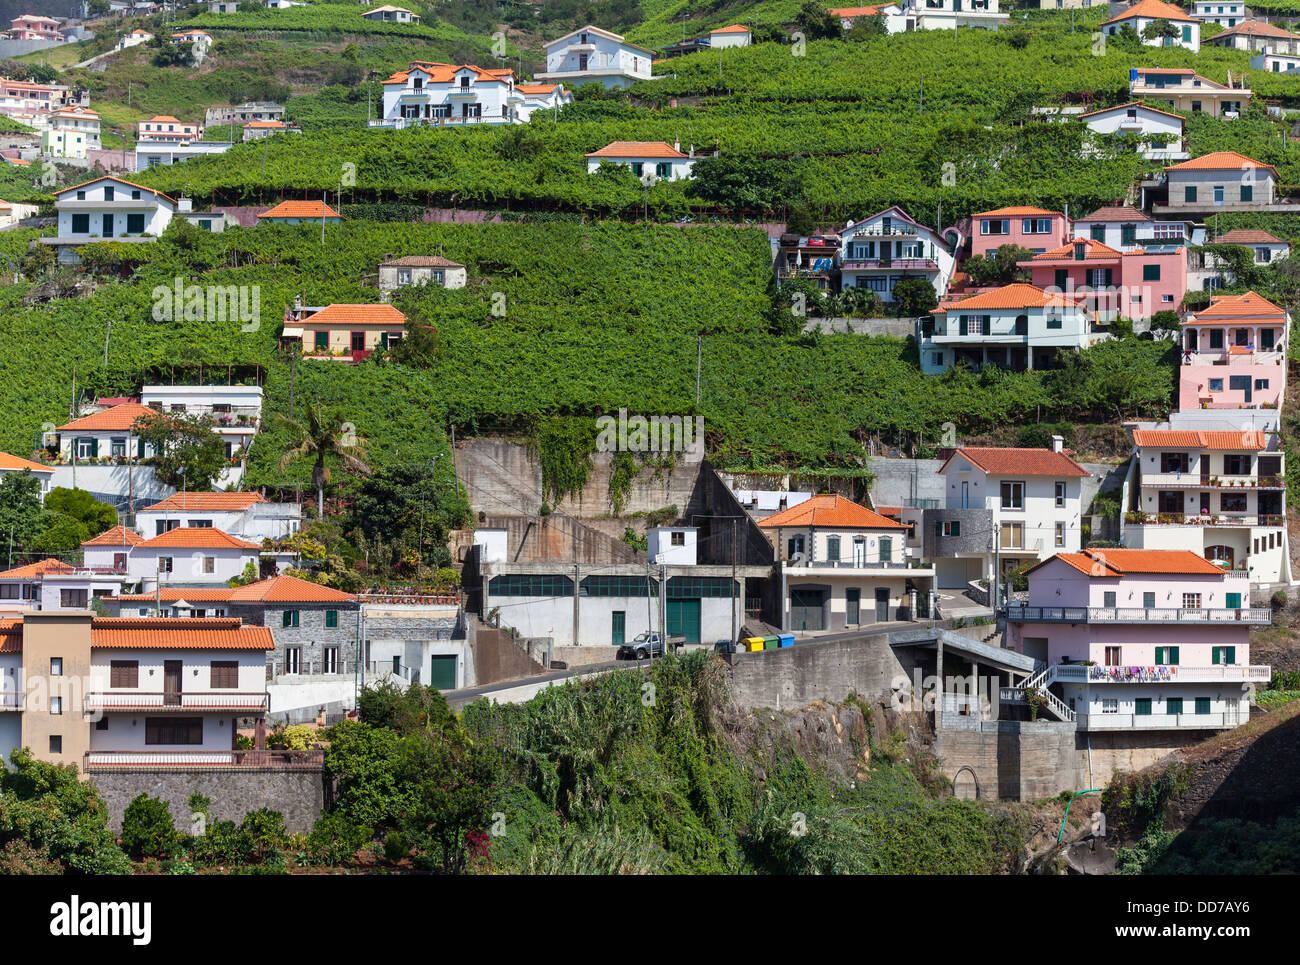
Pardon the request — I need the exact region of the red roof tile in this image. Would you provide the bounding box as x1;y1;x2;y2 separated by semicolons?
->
1190;290;1287;321
758;494;906;529
937;283;1075;311
57;402;157;433
974;206;1062;217
142;492;267;512
1131;429;1267;450
586;141;688;159
941;447;1090;477
301;303;406;328
137;527;261;550
0;451;52;473
228;574;356;603
90;617;273;650
82;526;144;547
1078;205;1152;223
1215;229;1287;245
1167;151;1276;175
1044;549;1224;577
0;558;75;580
1103;0;1195;24
1030;238;1122;261
257;200;341;220
113;588;237;603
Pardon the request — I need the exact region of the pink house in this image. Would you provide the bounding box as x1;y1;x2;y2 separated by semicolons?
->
1019;238;1186;322
969;206;1068;259
1005;549;1270;732
1179;290;1289;411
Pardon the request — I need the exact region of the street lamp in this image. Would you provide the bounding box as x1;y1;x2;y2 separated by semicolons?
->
640;170;658;221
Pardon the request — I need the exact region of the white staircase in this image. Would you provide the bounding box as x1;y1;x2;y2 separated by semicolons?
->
1001;664;1076;723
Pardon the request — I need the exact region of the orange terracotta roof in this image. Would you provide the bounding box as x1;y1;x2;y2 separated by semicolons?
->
82;526;144;547
1045;549;1223;578
1078;205;1152;223
1103;0;1195;24
1132;429;1267;451
57;402;156;433
384;62;516;85
941;447;1090;477
936;283;1075;312
0;558;75;580
90;618;274;651
585;141;688;159
829;4;898;14
1030;238;1122;261
245;120;286;128
56;175;172;205
1167;151;1276;175
257;200;341;220
228;574;357;603
0;621;20;653
143;115;183;124
0;451;52;473
711;24;751;33
1213;19;1299;40
142;492;267;512
302;303;407;328
758;494;906;529
1191;290;1286;321
1215;229;1287;245
516;83;558;94
137;527;261;550
974;206;1061;217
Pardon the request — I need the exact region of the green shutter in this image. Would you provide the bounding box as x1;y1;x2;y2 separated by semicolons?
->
325;609;338;628
1185;186;1197;202
1240;185;1253;202
1195;698;1211;715
1135;698;1152;716
1166;697;1183;715
1225;592;1241;609
282;610;292;628
89;437;99;457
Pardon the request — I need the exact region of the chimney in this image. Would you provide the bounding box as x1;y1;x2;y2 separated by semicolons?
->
674;137;680;153
1051;434;1064;454
689;142;694;157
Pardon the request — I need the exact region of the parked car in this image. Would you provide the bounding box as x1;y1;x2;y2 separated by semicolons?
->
616;632;685;660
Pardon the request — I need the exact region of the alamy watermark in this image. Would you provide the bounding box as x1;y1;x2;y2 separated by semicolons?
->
152;276;261;332
595;408;704;463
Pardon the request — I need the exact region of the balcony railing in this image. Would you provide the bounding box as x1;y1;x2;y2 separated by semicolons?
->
1075;711;1240;731
0;691;22;711
85;691;269;712
1006;603;1271;625
1140;473;1284;489
1125;512;1284;527
1077;664;1270;684
84;749;324;770
841;258;937;271
788;559;932;570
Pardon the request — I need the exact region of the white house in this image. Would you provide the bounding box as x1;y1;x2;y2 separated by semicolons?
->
43;177;177;264
0;451;53;498
1211;229;1291;265
85;616;274;768
1103;0;1200;51
585;141;695;181
208;1;239;12
920;283;1092;375
1129;68;1250;119
0;556;125;616
1206;19;1300;51
377;255;468;298
205;101;284;126
362;4;419;22
901;0;1008;30
0;197;37;228
758;494;935;630
924;443;1090;589
135;141;234;172
137;115;202;144
373;62;568;128
139;384;263;460
1071;204;1203;248
708;24;752;48
1190;0;1251;27
54;402;157;462
135;491;300;542
116;29;153;51
1126;428;1291;586
1163;151;1277;212
1079;101;1187;161
830;5;906;32
537;25;655;89
1250;50;1300;72
648;527;699;566
123;527;264;591
41;106;100;159
838;205;960;304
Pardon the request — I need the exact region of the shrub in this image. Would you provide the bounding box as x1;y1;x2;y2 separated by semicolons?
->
240;808;288;861
120;793;180;860
269;724;318;751
306;812;373;865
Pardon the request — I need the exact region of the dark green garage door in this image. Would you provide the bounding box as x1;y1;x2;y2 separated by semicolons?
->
429;655;457;691
790;587;826;631
667;599;701;644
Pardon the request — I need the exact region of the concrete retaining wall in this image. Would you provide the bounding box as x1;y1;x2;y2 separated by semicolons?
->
92;767;326;834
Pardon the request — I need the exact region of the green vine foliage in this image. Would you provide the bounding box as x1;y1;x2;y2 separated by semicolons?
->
607;450;639;515
535;416;595;507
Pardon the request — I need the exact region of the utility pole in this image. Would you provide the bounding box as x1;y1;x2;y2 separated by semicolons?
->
659;561;668;655
730;519;737;647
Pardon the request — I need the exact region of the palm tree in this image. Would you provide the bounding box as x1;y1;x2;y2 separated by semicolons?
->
277;404;369;517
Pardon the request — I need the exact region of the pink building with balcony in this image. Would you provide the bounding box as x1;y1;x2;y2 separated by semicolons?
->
1020;238;1187;322
1178;290;1289;411
969;206;1069;259
1005;548;1270;732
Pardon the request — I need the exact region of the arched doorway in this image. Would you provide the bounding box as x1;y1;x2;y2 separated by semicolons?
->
953;766;979;801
